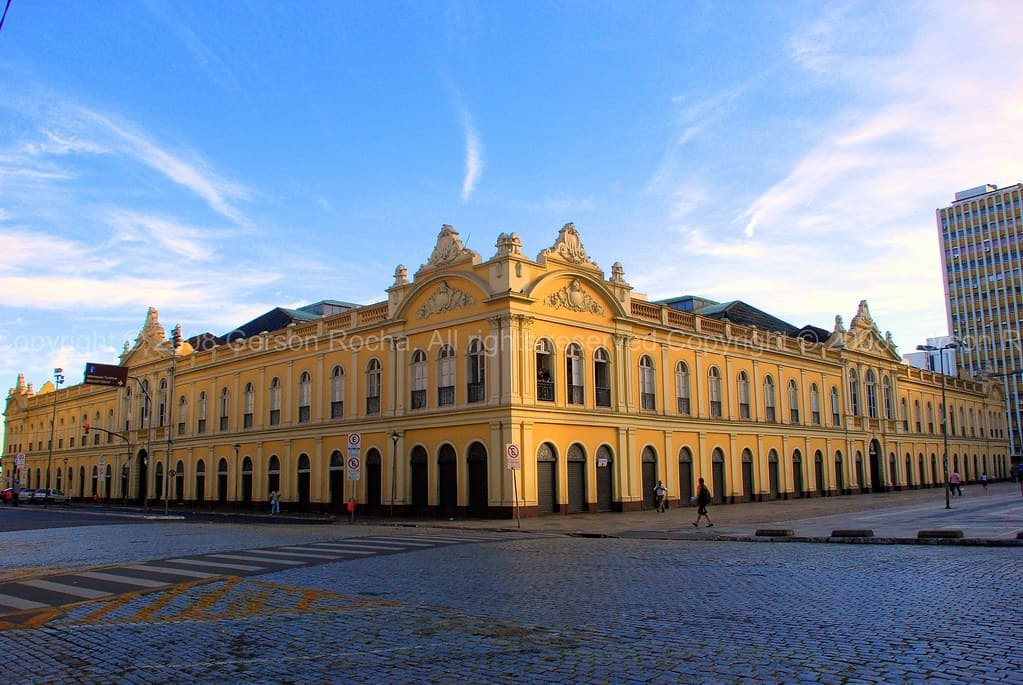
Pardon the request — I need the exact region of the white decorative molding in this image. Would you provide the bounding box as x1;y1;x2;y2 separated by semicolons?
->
416;281;475;319
545;279;604;315
537;223;599;269
424;224;479;268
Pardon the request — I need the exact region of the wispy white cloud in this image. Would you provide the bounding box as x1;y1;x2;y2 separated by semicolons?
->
460;108;483;202
645;2;1023;349
106;211;218;262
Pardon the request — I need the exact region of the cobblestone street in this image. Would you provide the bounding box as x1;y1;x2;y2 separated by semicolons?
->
2;520;1020;684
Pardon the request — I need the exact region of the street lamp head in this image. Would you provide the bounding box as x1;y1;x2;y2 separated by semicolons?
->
390;431;400;444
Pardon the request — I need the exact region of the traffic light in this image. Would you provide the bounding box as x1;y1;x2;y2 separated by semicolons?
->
84;422;91;435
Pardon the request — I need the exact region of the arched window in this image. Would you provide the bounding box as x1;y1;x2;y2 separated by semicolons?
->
269;377;281;425
566;343;584;405
764;376;776;422
594;348;611;407
219;387;230;431
788;379;800;423
366;359;382;414
810;383;821;425
411;350;428;410
900;397;908;430
737;370;750;419
197;390;208;433
958;407;966;436
467;339;486;403
848;370;860;416
927;402;935;433
92;411;101;445
708;366;722;417
139;379;150;428
676;362;692;415
331;366;345;418
298;371;312;422
675;361;691;415
243;382;255;428
535;339;554;402
865;369;878;419
438;346;455;405
158;378;168;427
914;400;922;432
639;356;655;410
177;396;187;436
883;376;894;420
831;386;841;426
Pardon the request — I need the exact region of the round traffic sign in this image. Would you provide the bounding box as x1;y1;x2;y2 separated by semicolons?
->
169;469;176;477
348;433;361;448
347;456;361;470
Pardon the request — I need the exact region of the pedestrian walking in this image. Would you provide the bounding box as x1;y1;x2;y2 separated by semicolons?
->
269;490;280;515
692;477;713;527
980;472;988;490
949;470;963;497
653;480;668;512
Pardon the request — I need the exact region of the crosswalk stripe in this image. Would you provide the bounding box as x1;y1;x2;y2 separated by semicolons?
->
163;558;266;572
78;572;169;588
19;578;111;600
305;542;407;551
206;553;305;566
246;549;361;559
124;563;219;579
0;592;48;610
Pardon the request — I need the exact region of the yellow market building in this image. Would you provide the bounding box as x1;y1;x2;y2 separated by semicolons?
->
3;224;1011;516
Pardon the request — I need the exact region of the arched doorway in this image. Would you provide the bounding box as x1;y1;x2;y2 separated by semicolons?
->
155;462;165;506
241;457;253;505
103;465;112;501
595;445;614;512
328;451;344;510
711;448;726;504
78;465;86;499
768;450;780;499
217;458;228;504
267;455;281;501
568;444;587;513
930;454;938;485
905;453;913;489
814;451;825;496
195;459;206;504
467;442;488;517
791;450;803;498
834;451;845;494
869;440;883;493
174;460;185;503
888;453;898;491
438;444;457;516
366;448;382;510
641;446;657;509
741;449;754;502
537;443;557;514
678;447;694;505
297;454;311;510
410;446;428;514
136;450;149;505
856;451;866;493
91;465;99;498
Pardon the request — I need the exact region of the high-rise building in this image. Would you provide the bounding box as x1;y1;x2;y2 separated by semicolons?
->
938;182;1023;459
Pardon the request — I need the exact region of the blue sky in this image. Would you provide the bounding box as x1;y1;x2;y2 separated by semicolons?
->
2;1;1023;425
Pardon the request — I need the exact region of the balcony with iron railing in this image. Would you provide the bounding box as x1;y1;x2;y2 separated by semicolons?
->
467;382;485;403
410;389;427;410
537;381;555;402
438;386;455;406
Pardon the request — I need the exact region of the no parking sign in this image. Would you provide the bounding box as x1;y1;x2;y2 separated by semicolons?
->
346;433;362;481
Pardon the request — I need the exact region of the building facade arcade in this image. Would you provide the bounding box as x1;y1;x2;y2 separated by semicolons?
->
3;224;1011;516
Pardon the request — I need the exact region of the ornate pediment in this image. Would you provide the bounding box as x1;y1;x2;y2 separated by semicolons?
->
545;279;605;315
119;307;176;366
421;224;480;271
415;281;475;319
537;223;600;270
830;301;901;360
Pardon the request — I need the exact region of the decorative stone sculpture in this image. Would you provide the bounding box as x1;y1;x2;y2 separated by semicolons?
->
545;279;605;315
416;280;475;319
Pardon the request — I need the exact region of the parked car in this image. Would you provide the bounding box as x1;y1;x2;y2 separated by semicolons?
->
33;488;68;504
0;488;15;503
18;488;37;504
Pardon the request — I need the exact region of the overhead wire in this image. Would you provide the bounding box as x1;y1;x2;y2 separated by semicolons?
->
0;0;12;34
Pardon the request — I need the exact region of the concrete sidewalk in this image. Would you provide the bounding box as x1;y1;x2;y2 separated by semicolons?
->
402;480;1023;545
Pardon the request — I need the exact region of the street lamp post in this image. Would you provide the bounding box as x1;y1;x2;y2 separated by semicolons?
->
163;325;181;515
917;343;959;509
45;368;64;508
389;431;400;517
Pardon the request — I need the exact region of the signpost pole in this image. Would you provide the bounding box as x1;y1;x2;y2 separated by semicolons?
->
506;443;521;529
